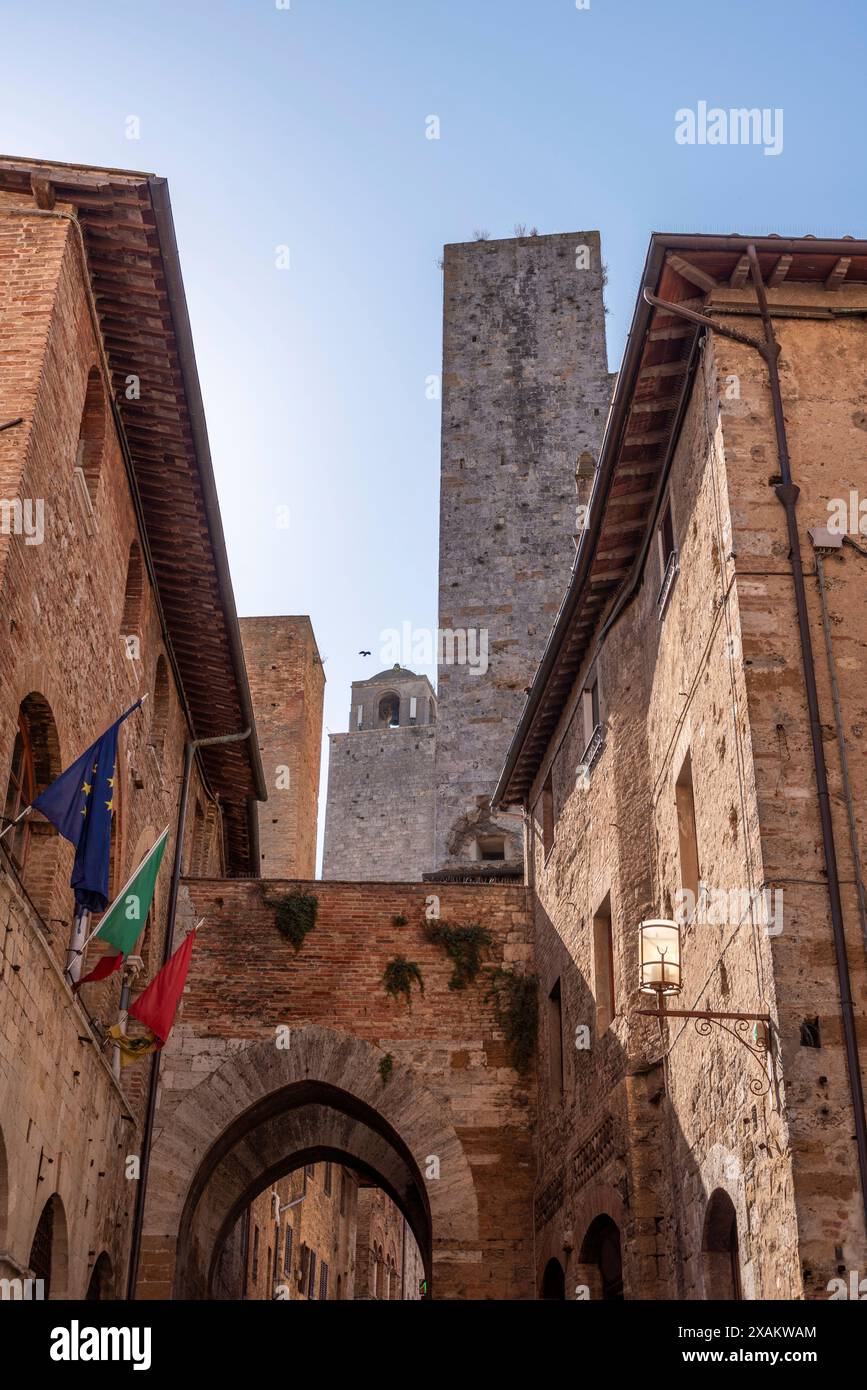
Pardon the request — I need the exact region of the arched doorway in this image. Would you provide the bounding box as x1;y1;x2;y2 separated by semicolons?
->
144;1028;480;1300
86;1251;115;1300
579;1214;623;1300
702;1188;742;1300
541;1256;566;1300
27;1194;69;1299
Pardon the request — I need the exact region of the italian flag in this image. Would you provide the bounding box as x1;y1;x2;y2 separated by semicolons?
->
74;828;169;990
109;925;198;1066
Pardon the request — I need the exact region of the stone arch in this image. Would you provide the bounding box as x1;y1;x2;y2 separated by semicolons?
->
121;539;144;640
27;1192;69;1299
541;1255;566;1299
377;692;401;728
3;691;63;918
85;1250;115;1300
702;1187;742;1300
75;365;106;507
144;1026;479;1300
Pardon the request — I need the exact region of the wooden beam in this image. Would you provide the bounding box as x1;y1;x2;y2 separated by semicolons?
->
729;255;750;288
825;256;851;290
667;253;719;292
768;254;793;287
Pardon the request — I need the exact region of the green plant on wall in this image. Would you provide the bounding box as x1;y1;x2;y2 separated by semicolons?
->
426;921;492;990
264;889;318;952
485;967;538;1073
383;954;424;1002
379;1052;394;1085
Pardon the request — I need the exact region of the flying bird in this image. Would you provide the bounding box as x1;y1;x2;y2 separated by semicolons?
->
359;649;371;657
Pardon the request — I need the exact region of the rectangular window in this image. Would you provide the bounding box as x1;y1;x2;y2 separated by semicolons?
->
659;498;675;567
592;893;616;1033
582;677;600;750
308;1251;317;1299
675;751;701;905
657;498;679;613
283;1224;293;1274
547;979;564;1102
319;1261;329;1301
251;1226;260;1283
324;1162;333;1196
409;696;417;723
539;771;554;860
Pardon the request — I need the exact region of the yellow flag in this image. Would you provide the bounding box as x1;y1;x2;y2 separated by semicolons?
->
108;1024;158;1067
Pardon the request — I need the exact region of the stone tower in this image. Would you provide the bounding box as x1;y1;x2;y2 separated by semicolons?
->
322;665;437;881
432;231;613;876
240;615;324;879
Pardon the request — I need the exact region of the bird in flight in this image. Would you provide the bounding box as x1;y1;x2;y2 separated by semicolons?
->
359;649;371;657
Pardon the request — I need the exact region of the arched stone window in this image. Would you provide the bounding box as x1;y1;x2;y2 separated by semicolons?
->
702;1188;742;1300
3;694;62;917
75;367;106;507
540;1256;566;1299
121;540;144;645
28;1193;68;1299
377;693;400;729
149;656;169;760
578;1214;623;1300
85;1251;114;1300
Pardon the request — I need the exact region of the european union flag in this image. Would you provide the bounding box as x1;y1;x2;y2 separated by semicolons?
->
31;701;141;913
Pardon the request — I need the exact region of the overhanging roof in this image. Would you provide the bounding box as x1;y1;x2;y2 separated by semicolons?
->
0;155;268;870
494;231;867;808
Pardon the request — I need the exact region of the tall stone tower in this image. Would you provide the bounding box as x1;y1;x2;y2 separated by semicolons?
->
432;231;613;876
322;665;437;881
241;616;324;879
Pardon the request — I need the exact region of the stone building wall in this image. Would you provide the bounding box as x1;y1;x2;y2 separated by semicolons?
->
434;231;613;874
355;1185;424;1299
323;667;436;881
240;616;324;879
525;291;867;1299
709;287;867;1295
234;1163;358;1301
0;192;228;1295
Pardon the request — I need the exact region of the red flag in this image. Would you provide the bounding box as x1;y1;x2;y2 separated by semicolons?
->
73;949;123;992
128;929;196;1046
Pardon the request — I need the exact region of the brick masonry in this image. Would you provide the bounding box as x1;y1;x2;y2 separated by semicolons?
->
141;878;536;1300
240;616;324;879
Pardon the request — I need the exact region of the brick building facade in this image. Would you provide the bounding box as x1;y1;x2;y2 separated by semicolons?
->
494;233;867;1299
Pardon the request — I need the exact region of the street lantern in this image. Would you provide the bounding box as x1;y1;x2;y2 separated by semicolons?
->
638;918;681;996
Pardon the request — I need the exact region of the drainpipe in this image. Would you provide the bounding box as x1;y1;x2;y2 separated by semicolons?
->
809;534;867;957
126;726;253;1300
643;243;867;1235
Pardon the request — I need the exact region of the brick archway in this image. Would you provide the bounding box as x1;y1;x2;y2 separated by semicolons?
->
142;1026;480;1299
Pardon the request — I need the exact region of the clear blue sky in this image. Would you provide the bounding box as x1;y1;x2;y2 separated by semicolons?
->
2;0;864;868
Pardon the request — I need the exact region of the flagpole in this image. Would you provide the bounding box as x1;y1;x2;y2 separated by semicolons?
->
0;805;30;843
66;908;90;985
77;825;171;957
3;696;148;847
